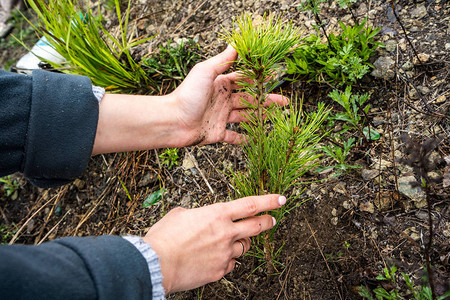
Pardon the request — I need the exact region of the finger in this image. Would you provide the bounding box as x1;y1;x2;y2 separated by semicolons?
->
221;130;246;145
228;109;251;123
234;215;276;240
202;45;237;76
224;72;255;90
231;93;289;109
232;240;245;258
226;194;287;221
231;238;251;258
225;259;236;274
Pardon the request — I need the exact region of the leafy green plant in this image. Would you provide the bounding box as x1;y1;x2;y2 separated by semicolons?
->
359;266;450;300
286;19;383;86
319;137;360;175
0;224;17;244
143;39;201;89
0;175;19;199
329;86;371;138
159;148;179;169
222;13;330;273
25;0;157;93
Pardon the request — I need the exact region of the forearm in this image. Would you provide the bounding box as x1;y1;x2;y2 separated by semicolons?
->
92;93;191;155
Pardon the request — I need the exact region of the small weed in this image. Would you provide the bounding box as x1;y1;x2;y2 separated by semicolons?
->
0;224;17;244
0;175;19;200
318;137;361;175
143;39;201;90
359;266;450;300
286;19;383;86
158;148;179;169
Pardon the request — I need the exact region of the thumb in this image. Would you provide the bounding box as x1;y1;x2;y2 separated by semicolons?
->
204;45;237;76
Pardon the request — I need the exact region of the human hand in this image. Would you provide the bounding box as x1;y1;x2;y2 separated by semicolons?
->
170;45;288;147
143;194;287;294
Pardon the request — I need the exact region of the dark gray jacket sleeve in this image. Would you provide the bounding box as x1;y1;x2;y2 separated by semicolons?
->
0;69;98;188
0;235;153;300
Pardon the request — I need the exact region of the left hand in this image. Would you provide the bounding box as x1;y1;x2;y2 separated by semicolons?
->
171;45;288;147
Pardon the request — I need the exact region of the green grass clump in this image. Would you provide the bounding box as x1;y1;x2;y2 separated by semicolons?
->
26;0;157;93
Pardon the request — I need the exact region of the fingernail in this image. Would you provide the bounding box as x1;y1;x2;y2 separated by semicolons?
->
272;217;277;226
278;196;286;206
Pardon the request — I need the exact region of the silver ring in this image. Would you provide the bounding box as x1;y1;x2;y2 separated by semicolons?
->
237;240;245;258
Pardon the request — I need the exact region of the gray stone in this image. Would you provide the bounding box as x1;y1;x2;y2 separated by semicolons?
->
357;3;368;15
333;182;346;195
398;176;427;208
331;217;338;226
360;201;375;213
362;169;380;181
402;61;414;71
411;5;427;19
445;43;450;51
371;56;396;79
413;53;430;64
385;40;397;53
372;116;385;127
418;86;430;95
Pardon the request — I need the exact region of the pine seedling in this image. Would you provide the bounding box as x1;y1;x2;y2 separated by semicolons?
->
222;14;330;273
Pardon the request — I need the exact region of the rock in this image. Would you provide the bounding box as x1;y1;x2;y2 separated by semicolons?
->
417;86;430;95
398;176;427;208
402;61;414;71
343;200;352;209
371;158;391;170
362;169;380;181
435;95;446;105
408;88;419;100
368;9;377;19
385;40;397;52
331;208;337;217
374;193;394;210
413;53;430;64
443;224;450;238
360;201;375;213
411;5;427;19
357;3;368;15
182;154;195;170
372;116;385;127
139;172;157;187
73;179;85;189
333;182;346;195
398;163;414;174
371;56;395;79
446;43;450;51
331;217;338;226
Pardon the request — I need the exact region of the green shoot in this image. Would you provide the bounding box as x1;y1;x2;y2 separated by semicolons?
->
159;148;179;169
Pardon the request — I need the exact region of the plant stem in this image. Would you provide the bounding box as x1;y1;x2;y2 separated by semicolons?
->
390;0;423;66
256;72;266;194
423;179;436;299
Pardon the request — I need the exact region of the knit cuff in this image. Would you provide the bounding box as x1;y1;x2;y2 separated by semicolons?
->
91;85;105;102
122;236;165;300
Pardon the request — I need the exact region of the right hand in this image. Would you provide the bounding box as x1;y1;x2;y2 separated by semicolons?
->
143;194;286;294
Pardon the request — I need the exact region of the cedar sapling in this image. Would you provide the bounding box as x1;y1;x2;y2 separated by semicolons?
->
222;14;330;274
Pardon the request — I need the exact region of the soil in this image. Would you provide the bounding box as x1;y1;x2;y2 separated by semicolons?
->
0;0;449;299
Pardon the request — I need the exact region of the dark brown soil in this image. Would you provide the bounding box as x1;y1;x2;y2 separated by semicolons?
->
1;0;449;299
